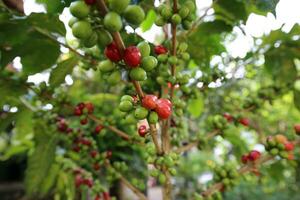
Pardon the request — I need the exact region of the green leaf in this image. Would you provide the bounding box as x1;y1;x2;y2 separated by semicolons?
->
140;9;157;32
196;20;233;35
35;0;65;14
39;163;60;196
25;121;58;197
250;0;279;16
0;79;28;106
14;106;34;140
214;0;248;22
187;96;204;118
49;56;79;87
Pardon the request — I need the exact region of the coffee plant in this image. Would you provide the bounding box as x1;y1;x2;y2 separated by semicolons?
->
0;0;300;200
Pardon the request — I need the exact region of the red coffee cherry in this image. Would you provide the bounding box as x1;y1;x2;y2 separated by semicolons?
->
155;100;172;119
93;163;101;170
239;117;250;127
83;178;93;188
95;195;101;200
106;150;112;159
105;42;122;62
90;150;98;158
74;106;83;116
102;192;111;200
138;125;147;137
154;45;168;55
57;120;68;132
284;142;294;151
248;150;261;161
80;118;89;125
84;0;96;5
156;98;172;107
123;46;142;67
142;95;158;110
294;124;300;135
75;174;83;187
241;154;249;164
72;145;81;152
85;102;94;114
95;125;104;134
223;113;233;122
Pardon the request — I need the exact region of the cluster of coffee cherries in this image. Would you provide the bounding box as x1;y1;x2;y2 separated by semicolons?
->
265;134;295;160
207;114;229;131
241;150;261;164
155;0;196;30
118;94;172;131
73;102;95;125
212;163;239;190
68;0;145;48
223;113;250;127
98;41;158;85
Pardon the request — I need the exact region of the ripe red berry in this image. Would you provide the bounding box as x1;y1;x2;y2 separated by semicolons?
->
223;113;233;122
156;98;172;108
84;0;96;5
95;195;101;200
239;118;250;127
90;150;98;158
248;150;261;161
72;145;81;152
138;125;147;137
75;174;83;187
81;138;92;146
154;45;168;55
155;102;172;119
73;168;82;175
93;163;101;170
57;120;68;132
95;125;104;134
85;102;94;114
74;106;83;116
294;124;300;134
105;42;122;62
77;102;85;110
102;192;111;200
123;46;141;67
106;150;112;159
142;95;158;110
80;118;88;125
241;154;249;164
83;178;93;188
284;142;294;151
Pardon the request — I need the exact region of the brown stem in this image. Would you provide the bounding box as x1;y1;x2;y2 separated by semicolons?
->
3;0;24;14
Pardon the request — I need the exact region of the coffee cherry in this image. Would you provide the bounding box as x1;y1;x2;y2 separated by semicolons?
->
275;134;288;144
90;150;98;158
148;112;159;124
93;163;100;170
94;125;104;134
85;102;94;114
106;150;113;159
104;12;123;32
68;17;78;27
138;125;147;137
70;1;90;19
156;98;172;107
124;113;137;124
97;29;113;47
119;101;133;112
179;6;190;18
109;0;130;13
142;95;158;110
270;148;279;156
155;100;172;119
107;70;121;85
98;60;116;73
72;21;93;39
294;124;300;135
284;142;294;151
239;118;250;126
154;45;168;55
84;32;98;48
223;113;233;122
104;43;122;62
287;153;294;160
171;14;182;25
168;56;178;65
182;20;192;30
155;16;165;26
160;6;172;20
80;118;88;125
84;0;96;5
124;46;141;67
121;95;134;102
141;56;158;71
130;68;147;81
158;174;166;184
74;106;83;116
134;107;149;120
184;1;196;12
75;174;83;187
124;5;145;25
94;195;101;200
181;52;190;61
248;150;261;161
241;155;248;164
137;41;151;57
102;192;111;200
83;179;93;188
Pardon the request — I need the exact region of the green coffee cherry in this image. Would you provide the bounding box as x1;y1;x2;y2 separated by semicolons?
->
179;6;190;19
72;21;93;39
97;29;113;47
98;60;116;72
181;52;190;61
104;12;123;32
148;112;158;124
168;56;178;65
134;107;149;120
141;56;158;71
161;6;172;20
178;42;188;52
184;1;196;12
150;169;159;177
121;95;134;102
83;32;98;48
119;101;133;112
70;1;90;19
124;5;145;25
130;68;147;81
158;174;166;184
270;148;279;156
108;0;130;13
182;20;192;30
68;17;78;27
124;113;137;124
137;41;151;57
169;168;177;176
157;54;168;62
171;14;182;25
155;16;165;26
107;70;121;85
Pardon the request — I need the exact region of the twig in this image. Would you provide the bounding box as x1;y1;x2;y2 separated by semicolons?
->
120;177;148;200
